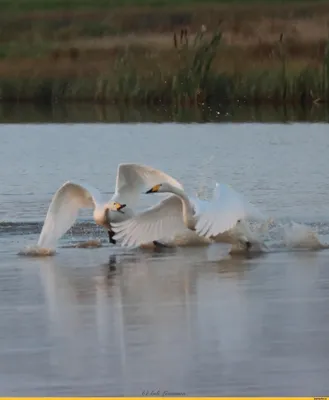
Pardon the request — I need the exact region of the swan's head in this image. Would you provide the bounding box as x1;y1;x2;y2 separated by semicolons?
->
109;202;127;214
145;183;168;194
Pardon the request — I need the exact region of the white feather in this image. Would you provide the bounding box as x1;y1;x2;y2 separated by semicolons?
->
112;195;186;248
112;180;267;249
112;163;184;206
37;181;104;249
195;182;266;239
37;163;185;250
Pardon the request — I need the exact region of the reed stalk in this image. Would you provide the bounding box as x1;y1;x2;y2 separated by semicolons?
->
0;30;329;107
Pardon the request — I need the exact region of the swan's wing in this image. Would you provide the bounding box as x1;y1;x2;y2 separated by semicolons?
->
111;195;186;247
112;163;184;207
212;182;266;221
195;182;265;239
37;181;104;249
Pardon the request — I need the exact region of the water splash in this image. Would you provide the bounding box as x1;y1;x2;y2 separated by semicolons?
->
168;230;211;247
18;239;103;257
10;216;329;257
281;221;329;250
220;217;329;254
246;218;329;252
62;239;103;249
18;245;56;257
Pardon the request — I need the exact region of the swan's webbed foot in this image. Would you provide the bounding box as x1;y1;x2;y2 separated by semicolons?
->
108;230;116;245
153;240;170;248
238;238;252;251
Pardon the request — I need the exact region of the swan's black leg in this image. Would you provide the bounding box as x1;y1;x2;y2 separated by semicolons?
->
108;254;117;272
153;240;169;248
108;230;116;245
245;240;252;250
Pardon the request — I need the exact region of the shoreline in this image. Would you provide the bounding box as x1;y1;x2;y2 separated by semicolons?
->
1;101;328;124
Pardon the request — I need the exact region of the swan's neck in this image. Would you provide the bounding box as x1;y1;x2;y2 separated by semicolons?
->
94;203;134;229
168;186;196;230
93;205;110;229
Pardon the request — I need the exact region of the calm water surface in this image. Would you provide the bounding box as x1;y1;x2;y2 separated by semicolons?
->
1;119;329;395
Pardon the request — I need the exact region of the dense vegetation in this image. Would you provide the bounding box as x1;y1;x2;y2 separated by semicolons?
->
0;0;328;106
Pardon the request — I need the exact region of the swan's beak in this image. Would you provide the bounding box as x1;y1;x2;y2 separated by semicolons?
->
145;184;161;194
115;203;127;213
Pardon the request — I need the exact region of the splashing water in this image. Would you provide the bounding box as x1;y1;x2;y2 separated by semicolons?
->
246;219;329;252
62;239;103;249
216;217;329;255
14;215;329;257
18;238;103;257
18;245;56;257
166;230;211;247
281;221;328;250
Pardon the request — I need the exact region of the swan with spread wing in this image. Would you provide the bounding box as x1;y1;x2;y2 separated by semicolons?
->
112;180;267;250
37;163;184;250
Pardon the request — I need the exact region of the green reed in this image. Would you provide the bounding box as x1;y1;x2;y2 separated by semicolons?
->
1;30;329;106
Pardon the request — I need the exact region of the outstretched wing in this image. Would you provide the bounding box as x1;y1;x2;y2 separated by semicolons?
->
112;163;184;207
195;182;265;239
37;181;104;249
111;195;186;247
212;182;266;221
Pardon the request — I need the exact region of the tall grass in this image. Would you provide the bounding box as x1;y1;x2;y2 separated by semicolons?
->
1;30;329;106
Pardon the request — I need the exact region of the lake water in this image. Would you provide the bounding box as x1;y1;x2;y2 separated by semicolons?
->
1;104;329;395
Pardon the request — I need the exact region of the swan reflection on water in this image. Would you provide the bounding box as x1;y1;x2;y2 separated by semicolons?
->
108;254;118;273
106;243;180;275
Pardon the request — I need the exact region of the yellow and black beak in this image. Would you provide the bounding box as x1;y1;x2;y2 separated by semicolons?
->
115;203;126;213
145;184;161;194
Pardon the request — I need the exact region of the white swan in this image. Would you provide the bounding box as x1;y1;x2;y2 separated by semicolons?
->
112;181;267;250
37;163;184;250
